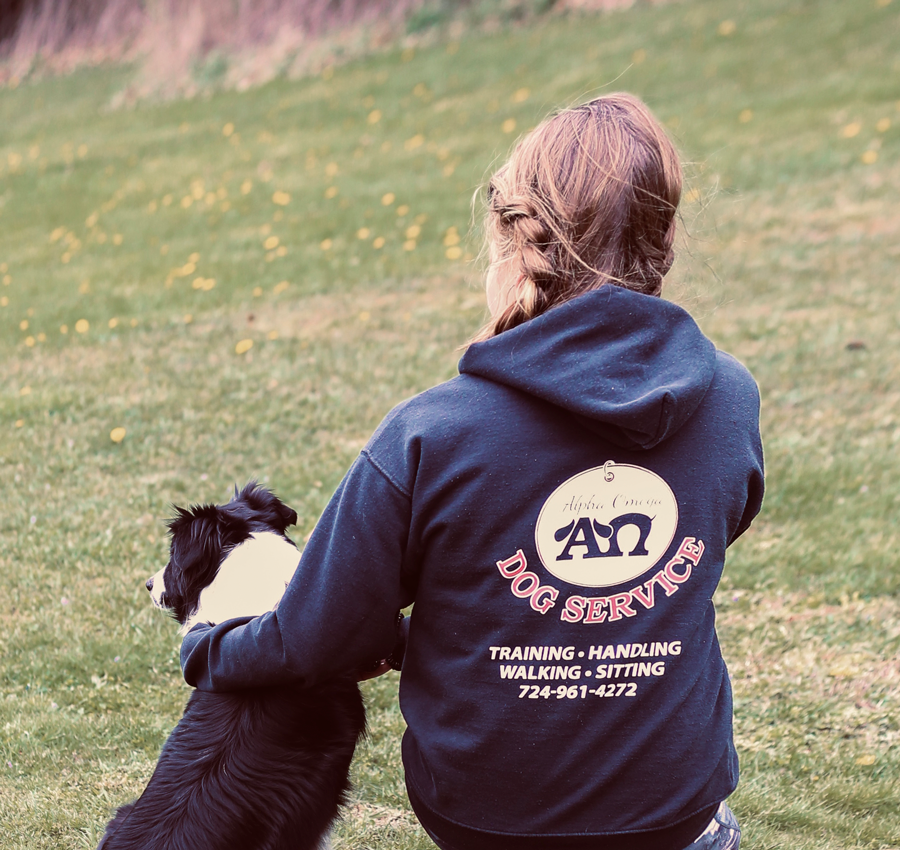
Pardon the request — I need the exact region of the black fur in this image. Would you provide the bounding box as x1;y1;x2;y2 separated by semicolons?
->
98;483;366;850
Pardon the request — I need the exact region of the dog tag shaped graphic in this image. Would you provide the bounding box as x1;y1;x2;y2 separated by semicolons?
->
534;461;678;588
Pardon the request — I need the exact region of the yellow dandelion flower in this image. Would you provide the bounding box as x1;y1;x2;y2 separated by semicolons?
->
739;109;753;123
181;196;193;208
182;262;197;275
717;20;736;36
357;227;371;240
184;314;193;324
413;83;428;97
77;144;87;158
443;229;460;247
856;754;876;765
148;200;158;212
113;234;123;245
8;152;22;170
403;239;417;251
205;192;216;205
15;419;24;428
222;123;235;137
273;281;289;294
192;277;204;289
1;262;7;272
368;109;382;124
405;134;425;151
60;324;68;333
373;237;385;249
19;319;28;331
841;122;861;138
276;246;287;257
502;118;517;134
876;117;891;132
272;190;291;205
37;332;46;342
0;296;7;307
189;252;200;263
266;330;279;340
86;213;98;227
264;236;280;250
24;336;35;347
685;188;702;203
108;317;119;329
396;205;410;216
325;186;339;199
358;311;371;322
130;318;137;327
79;280;90;294
443;163;455;177
862;150;878;164
19;386;31;396
241;180;253;195
253;286;263;297
320;238;333;251
405;224;421;239
110;427;126;443
203;278;216;290
325;162;340;177
61;252;71;264
75;319;89;333
632;49;647;65
446;246;463;260
381;192;396;206
512;87;530;103
2;274;9;285
50;226;66;242
235;339;253;354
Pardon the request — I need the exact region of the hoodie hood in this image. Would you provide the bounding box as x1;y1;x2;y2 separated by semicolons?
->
458;285;717;450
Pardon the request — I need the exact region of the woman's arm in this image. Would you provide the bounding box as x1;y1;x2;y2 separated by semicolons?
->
180;453;416;691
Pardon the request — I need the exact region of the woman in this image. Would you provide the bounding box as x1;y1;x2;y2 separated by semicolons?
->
182;93;763;850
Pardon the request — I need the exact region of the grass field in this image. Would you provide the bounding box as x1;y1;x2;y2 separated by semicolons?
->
1;0;899;847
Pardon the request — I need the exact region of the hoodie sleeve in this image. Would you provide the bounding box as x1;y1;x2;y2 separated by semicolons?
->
181;452;416;691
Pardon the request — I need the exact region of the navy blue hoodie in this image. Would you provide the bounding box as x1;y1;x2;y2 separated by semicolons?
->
182;285;764;849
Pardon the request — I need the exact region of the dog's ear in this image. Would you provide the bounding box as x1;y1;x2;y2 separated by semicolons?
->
278;503;298;530
230;481;297;532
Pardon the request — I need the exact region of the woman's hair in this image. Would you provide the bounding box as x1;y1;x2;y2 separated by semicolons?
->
473;92;682;341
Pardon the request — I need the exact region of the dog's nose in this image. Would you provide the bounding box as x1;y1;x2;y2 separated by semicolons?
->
145;577;154;592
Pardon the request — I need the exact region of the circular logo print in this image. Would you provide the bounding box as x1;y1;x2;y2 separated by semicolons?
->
534;461;678;588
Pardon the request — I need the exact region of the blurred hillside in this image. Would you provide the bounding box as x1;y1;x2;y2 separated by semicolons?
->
0;0;646;98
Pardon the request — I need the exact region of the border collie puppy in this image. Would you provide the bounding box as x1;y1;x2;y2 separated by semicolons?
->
97;483;366;850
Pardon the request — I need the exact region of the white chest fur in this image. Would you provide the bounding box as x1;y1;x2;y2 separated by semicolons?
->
182;532;300;634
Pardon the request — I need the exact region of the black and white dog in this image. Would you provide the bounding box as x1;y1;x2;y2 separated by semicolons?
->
98;483;367;850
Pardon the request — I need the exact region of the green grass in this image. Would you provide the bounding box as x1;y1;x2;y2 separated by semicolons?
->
1;0;899;847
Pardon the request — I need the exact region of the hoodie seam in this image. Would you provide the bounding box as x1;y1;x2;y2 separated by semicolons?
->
360;449;412;499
